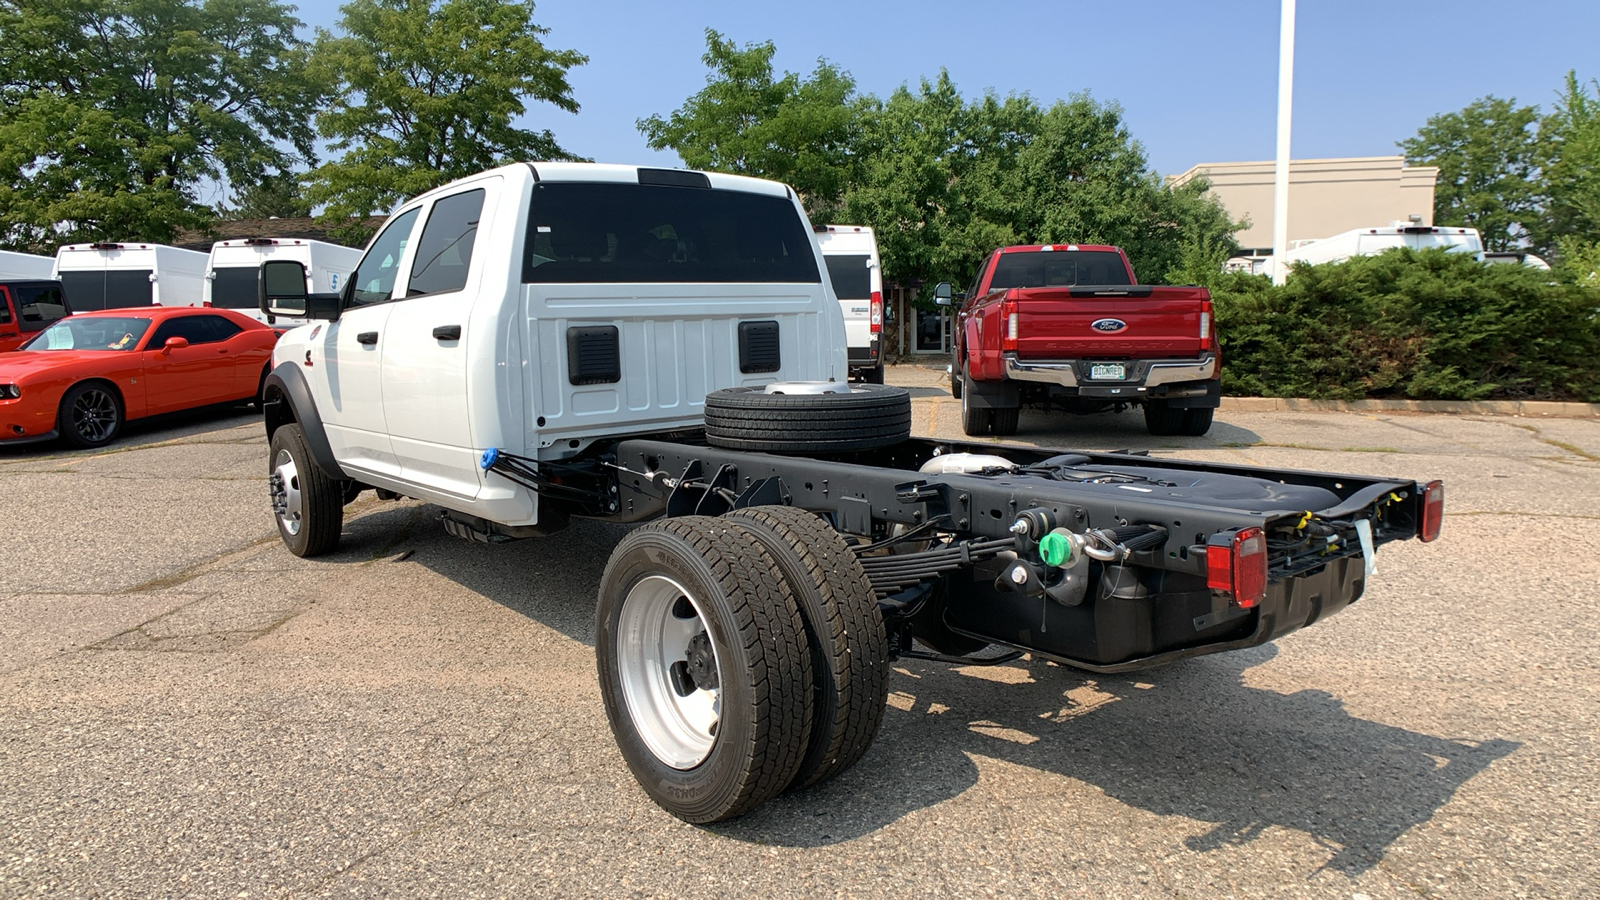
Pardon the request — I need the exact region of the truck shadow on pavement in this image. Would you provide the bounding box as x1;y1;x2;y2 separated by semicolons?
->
348;511;1514;876
724;649;1517;875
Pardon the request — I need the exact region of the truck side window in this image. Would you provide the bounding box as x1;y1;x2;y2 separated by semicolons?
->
14;283;69;332
966;256;991;302
408;189;485;297
349;207;422;307
0;291;11;325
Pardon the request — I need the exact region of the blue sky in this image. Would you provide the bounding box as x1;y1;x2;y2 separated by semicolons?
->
292;0;1599;178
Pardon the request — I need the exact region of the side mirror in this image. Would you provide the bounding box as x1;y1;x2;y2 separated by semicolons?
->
162;336;189;353
932;282;954;306
260;260;309;318
261;259;342;322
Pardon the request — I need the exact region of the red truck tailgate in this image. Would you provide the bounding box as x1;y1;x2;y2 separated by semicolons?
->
1009;286;1210;359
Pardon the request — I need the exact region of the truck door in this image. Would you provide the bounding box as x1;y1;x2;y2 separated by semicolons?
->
380;184;490;499
316;207;421;479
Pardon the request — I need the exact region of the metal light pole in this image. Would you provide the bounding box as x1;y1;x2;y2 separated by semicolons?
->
1271;0;1296;286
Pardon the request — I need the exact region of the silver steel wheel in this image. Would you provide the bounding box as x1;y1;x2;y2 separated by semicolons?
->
71;388;119;443
617;574;721;769
269;449;304;537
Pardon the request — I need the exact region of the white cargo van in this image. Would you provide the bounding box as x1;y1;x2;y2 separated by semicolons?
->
814;225;885;382
0;250;56;281
206;238;362;325
53;242;208;310
1260;223;1483;279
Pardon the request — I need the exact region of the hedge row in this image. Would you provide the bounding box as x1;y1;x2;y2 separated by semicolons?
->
1207;250;1600;402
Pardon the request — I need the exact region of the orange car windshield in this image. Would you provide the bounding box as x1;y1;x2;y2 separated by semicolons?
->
21;317;153;352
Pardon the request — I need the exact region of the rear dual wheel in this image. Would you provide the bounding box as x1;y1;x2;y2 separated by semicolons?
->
597;518;814;823
960;365;1019;437
1145;400;1215;437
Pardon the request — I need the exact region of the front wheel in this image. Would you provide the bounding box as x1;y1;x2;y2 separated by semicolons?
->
597;518;813;823
268;423;344;557
58;382;124;449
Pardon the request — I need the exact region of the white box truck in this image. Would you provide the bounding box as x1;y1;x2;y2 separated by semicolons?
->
1259;223;1483;279
206;238;363;326
814;225;885;383
54;242;208;310
0;250;56;281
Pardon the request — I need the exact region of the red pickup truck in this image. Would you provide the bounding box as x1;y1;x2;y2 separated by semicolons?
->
937;244;1220;437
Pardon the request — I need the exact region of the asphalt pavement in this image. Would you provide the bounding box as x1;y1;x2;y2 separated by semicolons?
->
1;369;1596;898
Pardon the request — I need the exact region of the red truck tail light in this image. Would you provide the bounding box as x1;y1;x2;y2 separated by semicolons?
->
1199;298;1215;349
870;290;883;334
1419;480;1444;542
1207;526;1268;609
1001;298;1018;352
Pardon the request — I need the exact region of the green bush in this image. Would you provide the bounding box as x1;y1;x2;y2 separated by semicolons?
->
1209;249;1600;402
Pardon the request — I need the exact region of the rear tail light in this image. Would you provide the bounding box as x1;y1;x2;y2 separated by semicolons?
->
1199;297;1215;349
869;290;883;334
1207;526;1268;609
1419;480;1444;542
1001;298;1018;352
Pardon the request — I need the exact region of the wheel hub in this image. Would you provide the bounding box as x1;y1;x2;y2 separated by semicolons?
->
617;575;722;769
270;449;304;536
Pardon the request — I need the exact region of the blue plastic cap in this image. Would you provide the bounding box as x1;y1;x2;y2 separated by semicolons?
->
480;447;500;470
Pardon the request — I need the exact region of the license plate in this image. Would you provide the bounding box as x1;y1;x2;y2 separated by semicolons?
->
1089;363;1126;381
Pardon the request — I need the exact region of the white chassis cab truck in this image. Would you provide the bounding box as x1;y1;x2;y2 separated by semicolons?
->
258;163;1444;824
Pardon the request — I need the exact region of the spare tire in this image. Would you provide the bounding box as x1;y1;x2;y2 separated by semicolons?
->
704;382;911;453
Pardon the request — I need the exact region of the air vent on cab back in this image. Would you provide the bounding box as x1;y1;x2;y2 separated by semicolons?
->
567;325;621;385
738;321;781;374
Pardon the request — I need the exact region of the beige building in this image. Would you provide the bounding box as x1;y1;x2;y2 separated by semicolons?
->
1169;155;1439;254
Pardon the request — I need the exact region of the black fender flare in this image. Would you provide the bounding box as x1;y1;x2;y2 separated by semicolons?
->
262;362;348;480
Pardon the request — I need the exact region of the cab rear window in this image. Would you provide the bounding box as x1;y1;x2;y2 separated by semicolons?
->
523;183;819;284
988;251;1132;290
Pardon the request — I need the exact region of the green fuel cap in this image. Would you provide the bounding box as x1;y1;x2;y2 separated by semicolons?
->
1039;530;1073;567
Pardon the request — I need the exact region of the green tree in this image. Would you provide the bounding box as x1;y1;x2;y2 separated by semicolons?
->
1399;96;1544;252
1539;71;1600;249
638;29;861;219
219;173;313;220
305;0;587;219
0;0;321;252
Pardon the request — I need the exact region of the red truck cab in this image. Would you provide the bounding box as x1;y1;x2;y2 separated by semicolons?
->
0;280;73;352
940;244;1220;436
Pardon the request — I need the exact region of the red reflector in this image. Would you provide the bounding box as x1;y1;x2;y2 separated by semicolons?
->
870;291;883;334
1208;526;1267;609
1419;480;1444;542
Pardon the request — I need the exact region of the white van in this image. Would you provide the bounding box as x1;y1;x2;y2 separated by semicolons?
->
1260;223;1483;279
0;250;56;281
814;225;884;382
206;238;363;326
53;242;208;310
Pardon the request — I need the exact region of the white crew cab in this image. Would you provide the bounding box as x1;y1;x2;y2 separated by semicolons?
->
261;163;847;537
206;238;362;326
814;225;885;382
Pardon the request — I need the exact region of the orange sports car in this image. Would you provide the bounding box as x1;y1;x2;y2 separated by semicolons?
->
0;307;278;449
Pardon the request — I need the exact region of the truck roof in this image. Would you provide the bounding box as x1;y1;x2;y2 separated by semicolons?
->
999;244;1123;254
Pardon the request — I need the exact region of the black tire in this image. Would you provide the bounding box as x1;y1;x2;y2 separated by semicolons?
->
862;364;885;385
58;381;124;449
268;423;344;557
1180;406;1215;436
724;506;889;791
704;383;910;453
597;517;814;823
949;362;963;399
990;405;1020;437
960;366;992;436
251;365;271;408
1143;399;1184;436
